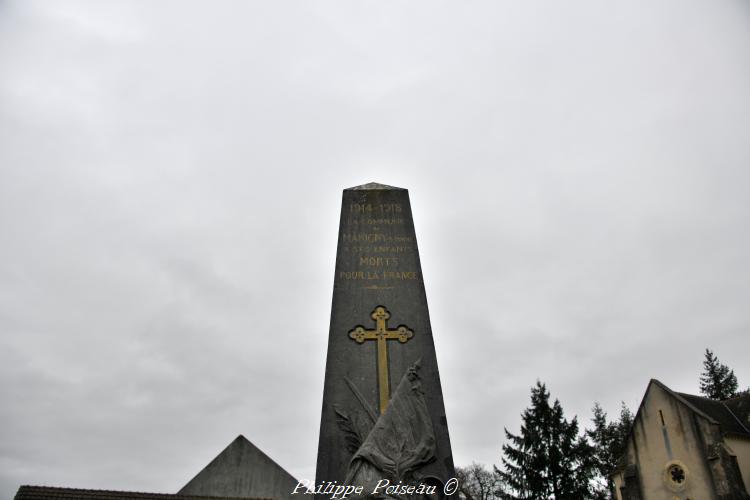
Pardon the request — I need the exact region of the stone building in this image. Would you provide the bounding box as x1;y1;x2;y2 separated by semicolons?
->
14;435;299;500
612;379;750;500
179;435;299;500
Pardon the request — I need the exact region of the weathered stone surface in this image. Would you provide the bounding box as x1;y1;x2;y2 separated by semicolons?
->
315;184;454;493
179;435;299;500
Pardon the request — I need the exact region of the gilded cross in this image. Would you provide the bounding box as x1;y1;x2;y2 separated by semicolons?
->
349;306;414;414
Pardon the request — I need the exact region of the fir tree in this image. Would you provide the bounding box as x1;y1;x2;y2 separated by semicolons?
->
496;381;593;500
699;349;738;400
586;402;633;499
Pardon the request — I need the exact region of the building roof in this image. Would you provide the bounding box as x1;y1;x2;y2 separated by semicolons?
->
178;435;299;500
14;486;270;500
677;391;750;438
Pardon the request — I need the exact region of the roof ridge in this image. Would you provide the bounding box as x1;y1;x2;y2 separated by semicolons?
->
676;390;750;404
721;401;750;435
723;392;750;402
675;391;713;401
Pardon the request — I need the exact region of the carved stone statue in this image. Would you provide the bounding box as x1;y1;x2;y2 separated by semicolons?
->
344;361;437;493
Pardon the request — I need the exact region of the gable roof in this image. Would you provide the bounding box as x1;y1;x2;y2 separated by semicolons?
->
677;391;750;438
14;486;268;500
178;435;299;500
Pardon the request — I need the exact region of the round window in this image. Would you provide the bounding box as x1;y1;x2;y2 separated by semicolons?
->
663;460;689;492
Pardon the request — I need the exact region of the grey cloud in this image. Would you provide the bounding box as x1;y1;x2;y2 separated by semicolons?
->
1;0;749;497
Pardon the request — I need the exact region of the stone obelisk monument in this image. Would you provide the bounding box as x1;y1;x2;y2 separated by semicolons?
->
316;183;454;495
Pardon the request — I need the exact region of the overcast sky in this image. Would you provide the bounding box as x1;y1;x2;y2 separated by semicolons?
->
1;1;749;498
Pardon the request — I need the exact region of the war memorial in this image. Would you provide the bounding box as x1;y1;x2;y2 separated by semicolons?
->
315;182;454;497
14;182;455;500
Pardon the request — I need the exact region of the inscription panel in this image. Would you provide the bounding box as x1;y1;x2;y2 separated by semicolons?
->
338;203;420;288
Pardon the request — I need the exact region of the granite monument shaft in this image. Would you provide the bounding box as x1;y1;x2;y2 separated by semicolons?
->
316;183;454;496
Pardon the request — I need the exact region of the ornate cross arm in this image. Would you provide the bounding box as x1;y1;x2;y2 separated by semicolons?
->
348;306;414;413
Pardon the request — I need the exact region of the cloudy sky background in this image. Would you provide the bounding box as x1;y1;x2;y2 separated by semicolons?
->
2;1;749;497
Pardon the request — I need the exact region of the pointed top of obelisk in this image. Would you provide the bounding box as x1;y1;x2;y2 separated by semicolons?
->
346;182;405;191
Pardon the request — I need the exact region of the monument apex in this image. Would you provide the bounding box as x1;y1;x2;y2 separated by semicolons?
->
348;182;406;191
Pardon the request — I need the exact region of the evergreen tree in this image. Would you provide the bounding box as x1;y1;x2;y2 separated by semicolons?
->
699;349;738;400
586;402;633;499
496;381;594;500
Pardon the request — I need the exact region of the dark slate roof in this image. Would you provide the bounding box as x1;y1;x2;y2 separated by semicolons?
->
178;435;299;500
725;394;750;430
676;391;750;437
14;486;270;500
